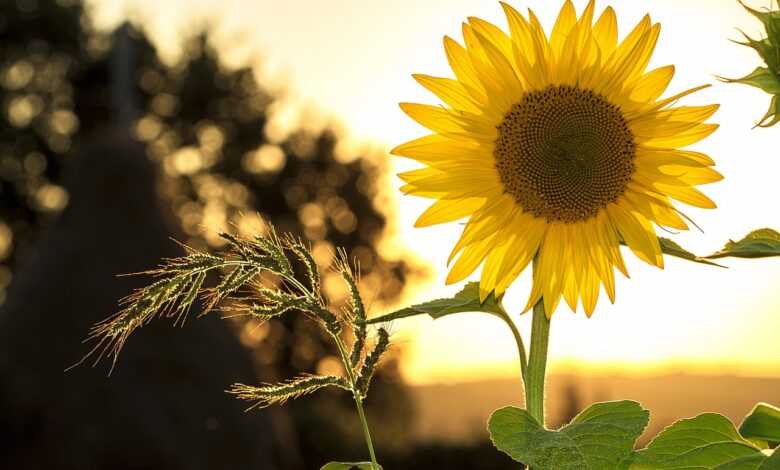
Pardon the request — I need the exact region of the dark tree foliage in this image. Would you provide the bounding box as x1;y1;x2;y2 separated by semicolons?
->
0;0;419;468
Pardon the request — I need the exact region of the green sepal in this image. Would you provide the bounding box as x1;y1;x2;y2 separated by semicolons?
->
365;282;503;324
488;400;649;470
723;67;780;95
757;94;780;128
739;0;780;46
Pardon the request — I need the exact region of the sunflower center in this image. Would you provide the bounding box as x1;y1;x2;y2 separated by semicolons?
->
494;85;636;223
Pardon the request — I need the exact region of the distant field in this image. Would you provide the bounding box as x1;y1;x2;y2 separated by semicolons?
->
410;373;780;445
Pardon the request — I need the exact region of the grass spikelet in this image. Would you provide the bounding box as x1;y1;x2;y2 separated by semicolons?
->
285;235;321;295
355;328;390;396
335;248;367;367
202;266;261;314
255;225;293;277
228;375;350;410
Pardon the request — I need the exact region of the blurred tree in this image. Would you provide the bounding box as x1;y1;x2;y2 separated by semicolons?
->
0;0;420;468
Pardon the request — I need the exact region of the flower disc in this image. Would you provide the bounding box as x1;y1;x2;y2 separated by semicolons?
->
495;85;636;223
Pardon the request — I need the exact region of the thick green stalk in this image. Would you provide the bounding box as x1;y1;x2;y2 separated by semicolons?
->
524;298;551;426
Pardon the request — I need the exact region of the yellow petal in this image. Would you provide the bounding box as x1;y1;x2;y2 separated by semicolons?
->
413;74;481;113
471;28;524;103
479;232;517;300
630;65;675;104
399;102;497;139
391;134;490;164
398;166;498;189
415;197;485;227
635;147;715;169
607;202;663;268
550;0;577;59
449;196;519;260
630;104;720;138
594;210;629;277
593;6;618;58
622;189;688;230
529;223;566;315
467;16;514;60
642;123;719;148
501;2;548;89
601;24;660;97
443;36;487;102
655;183;717;208
581;264;601;317
611;14;651;64
494;216;546;294
447;235;496;284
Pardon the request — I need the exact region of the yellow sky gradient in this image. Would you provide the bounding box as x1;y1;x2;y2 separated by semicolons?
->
90;0;780;384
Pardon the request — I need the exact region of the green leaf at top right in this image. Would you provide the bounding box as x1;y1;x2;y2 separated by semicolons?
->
706;229;780;259
740;403;780;448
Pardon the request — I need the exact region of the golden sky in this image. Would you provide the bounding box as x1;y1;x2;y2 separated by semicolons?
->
91;0;780;384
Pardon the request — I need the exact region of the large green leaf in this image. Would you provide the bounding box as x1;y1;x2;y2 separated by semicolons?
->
658;237;725;267
366;282;503;324
707;229;780;259
760;450;780;469
740;403;780;447
488;400;649;470
627;413;768;469
320;462;382;470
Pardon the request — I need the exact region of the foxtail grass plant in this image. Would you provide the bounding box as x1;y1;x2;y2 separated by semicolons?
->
77;227;387;470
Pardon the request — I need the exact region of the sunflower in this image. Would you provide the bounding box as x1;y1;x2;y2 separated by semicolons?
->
394;0;722;316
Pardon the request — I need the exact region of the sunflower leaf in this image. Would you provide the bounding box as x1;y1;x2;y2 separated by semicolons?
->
739;403;780;447
488;401;649;470
761;451;780;469
706;229;780;259
624;413;769;469
658;237;725;267
320;462;382;470
365;282;503;324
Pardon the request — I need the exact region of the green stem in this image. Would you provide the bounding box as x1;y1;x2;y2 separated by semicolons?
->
354;395;379;469
495;310;528;384
524;298;551;427
333;333;380;470
286;267;379;468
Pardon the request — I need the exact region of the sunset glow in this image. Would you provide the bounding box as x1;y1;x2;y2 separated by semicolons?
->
91;0;780;385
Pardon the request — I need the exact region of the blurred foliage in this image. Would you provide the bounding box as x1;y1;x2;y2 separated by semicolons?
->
0;0;423;466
